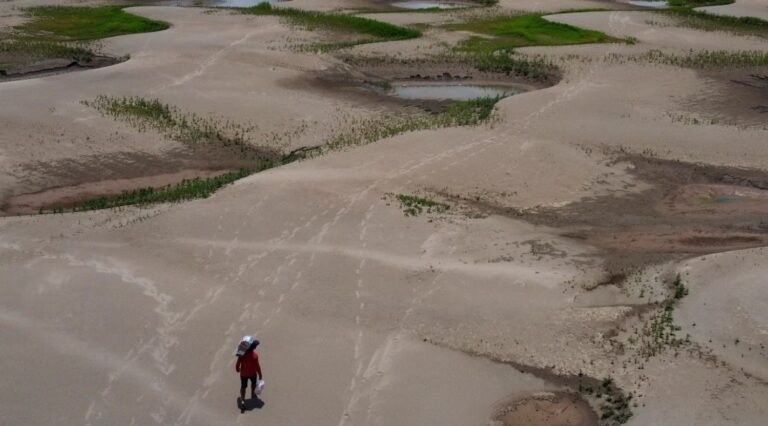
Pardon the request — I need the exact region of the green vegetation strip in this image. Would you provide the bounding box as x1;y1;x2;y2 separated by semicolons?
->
661;4;768;37
241;3;421;45
42;169;253;214
635;48;768;68
447;14;619;54
635;274;690;358
18;6;168;41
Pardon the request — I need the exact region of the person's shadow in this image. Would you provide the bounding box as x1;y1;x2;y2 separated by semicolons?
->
238;396;265;412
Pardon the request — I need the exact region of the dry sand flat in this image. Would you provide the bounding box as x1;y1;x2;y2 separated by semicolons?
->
0;5;383;205
703;0;768;20
2;1;768;425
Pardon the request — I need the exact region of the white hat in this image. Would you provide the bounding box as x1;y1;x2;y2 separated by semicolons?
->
235;335;254;356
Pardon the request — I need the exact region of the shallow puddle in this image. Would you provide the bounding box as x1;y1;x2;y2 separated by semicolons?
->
712;194;741;204
391;1;462;10
627;0;669;8
389;83;522;101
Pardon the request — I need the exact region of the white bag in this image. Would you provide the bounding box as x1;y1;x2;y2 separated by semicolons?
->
255;379;265;395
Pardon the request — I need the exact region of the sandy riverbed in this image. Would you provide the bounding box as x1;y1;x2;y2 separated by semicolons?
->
1;1;767;425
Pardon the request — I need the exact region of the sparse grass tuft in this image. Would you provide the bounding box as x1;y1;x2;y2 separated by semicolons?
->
637;48;768;68
395;194;449;216
82;96;273;159
635;274;690;358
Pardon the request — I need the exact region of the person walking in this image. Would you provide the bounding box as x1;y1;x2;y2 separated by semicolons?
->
235;336;263;411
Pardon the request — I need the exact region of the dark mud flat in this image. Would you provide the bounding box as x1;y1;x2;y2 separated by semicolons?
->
0;56;121;82
444;155;768;272
688;67;768;127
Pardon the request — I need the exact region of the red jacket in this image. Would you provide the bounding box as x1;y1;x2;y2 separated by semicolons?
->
236;351;262;378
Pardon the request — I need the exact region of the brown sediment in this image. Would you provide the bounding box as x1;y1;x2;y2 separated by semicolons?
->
493;392;598;426
440;155;768;272
2;168;234;215
1;144;278;216
0;55;123;83
687;67;768;128
585;272;627;290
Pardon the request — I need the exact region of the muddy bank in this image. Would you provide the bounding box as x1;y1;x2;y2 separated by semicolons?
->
1;144;277;216
3;169;235;215
441;155;768;272
289;59;546;113
688;67;768;128
0;55;122;83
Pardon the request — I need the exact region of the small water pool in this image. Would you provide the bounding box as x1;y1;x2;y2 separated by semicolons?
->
391;1;462;10
389;83;523;101
627;0;669;8
712;195;742;204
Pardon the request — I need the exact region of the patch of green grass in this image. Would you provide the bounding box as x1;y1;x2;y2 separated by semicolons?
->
242;3;421;45
395;194;449;216
41;168;255;214
662;6;768;37
448;14;618;54
18;6;169;41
